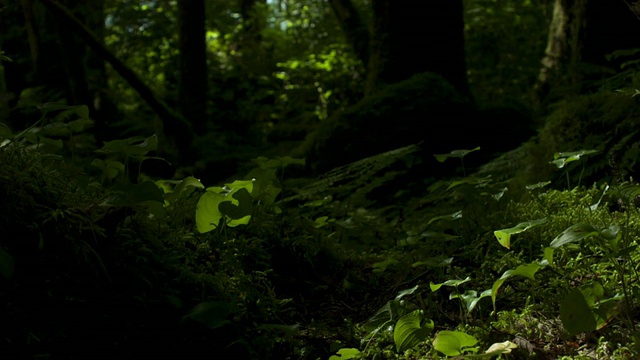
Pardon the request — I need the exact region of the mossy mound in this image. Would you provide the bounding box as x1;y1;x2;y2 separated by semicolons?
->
297;72;476;173
530;91;640;185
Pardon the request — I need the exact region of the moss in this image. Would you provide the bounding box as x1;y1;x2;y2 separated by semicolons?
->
513;91;640;187
297;72;475;173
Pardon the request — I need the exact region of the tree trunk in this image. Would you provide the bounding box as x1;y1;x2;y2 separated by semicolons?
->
367;0;470;96
328;0;369;70
178;0;208;135
534;0;640;104
37;0;194;156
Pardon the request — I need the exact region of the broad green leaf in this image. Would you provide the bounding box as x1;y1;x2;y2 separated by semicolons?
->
412;256;453;268
0;247;14;280
494;218;547;249
550;149;598;168
433;331;478;356
427;210;462;227
218;187;253;220
434;147;481;162
195;180;254;233
394;310;434;353
196;191;226;233
550;223;599;249
329;348;361;360
560;288;597;335
430;276;471;292
491;261;547;309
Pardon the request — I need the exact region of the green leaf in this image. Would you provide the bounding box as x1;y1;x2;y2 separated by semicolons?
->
252;156;305;169
218;187;253;220
560;288;597;336
430;276;471;292
433;331;478;356
329;348;361;360
427;210;462;227
394;310;434;353
364;300;408;335
450;289;492;314
493;218;547;249
96;134;158;157
550;149;599;168
195;180;254;233
434;147;481;162
491;261;547;309
395;285;420;300
550;223;599;249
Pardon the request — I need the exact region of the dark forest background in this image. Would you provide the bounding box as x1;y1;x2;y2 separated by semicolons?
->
3;0;640;359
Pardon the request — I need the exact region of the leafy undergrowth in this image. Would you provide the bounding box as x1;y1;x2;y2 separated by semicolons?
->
2;105;640;359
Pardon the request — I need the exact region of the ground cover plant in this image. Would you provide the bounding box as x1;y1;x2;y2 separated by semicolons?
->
3;1;640;359
2;99;640;359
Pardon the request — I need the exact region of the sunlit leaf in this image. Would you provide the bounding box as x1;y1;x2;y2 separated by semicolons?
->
550;149;599;168
329;348;361;360
494;218;547;249
433;331;478;356
491;261;547;309
430;276;471;292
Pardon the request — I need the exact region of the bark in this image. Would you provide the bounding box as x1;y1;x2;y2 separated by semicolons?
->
367;0;469;96
328;0;369;69
534;0;640;104
36;0;194;153
21;0;39;70
178;0;208;134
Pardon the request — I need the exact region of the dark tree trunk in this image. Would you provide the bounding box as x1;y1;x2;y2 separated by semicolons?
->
328;0;369;70
178;0;208;135
367;0;470;96
37;0;194;157
534;0;640;104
